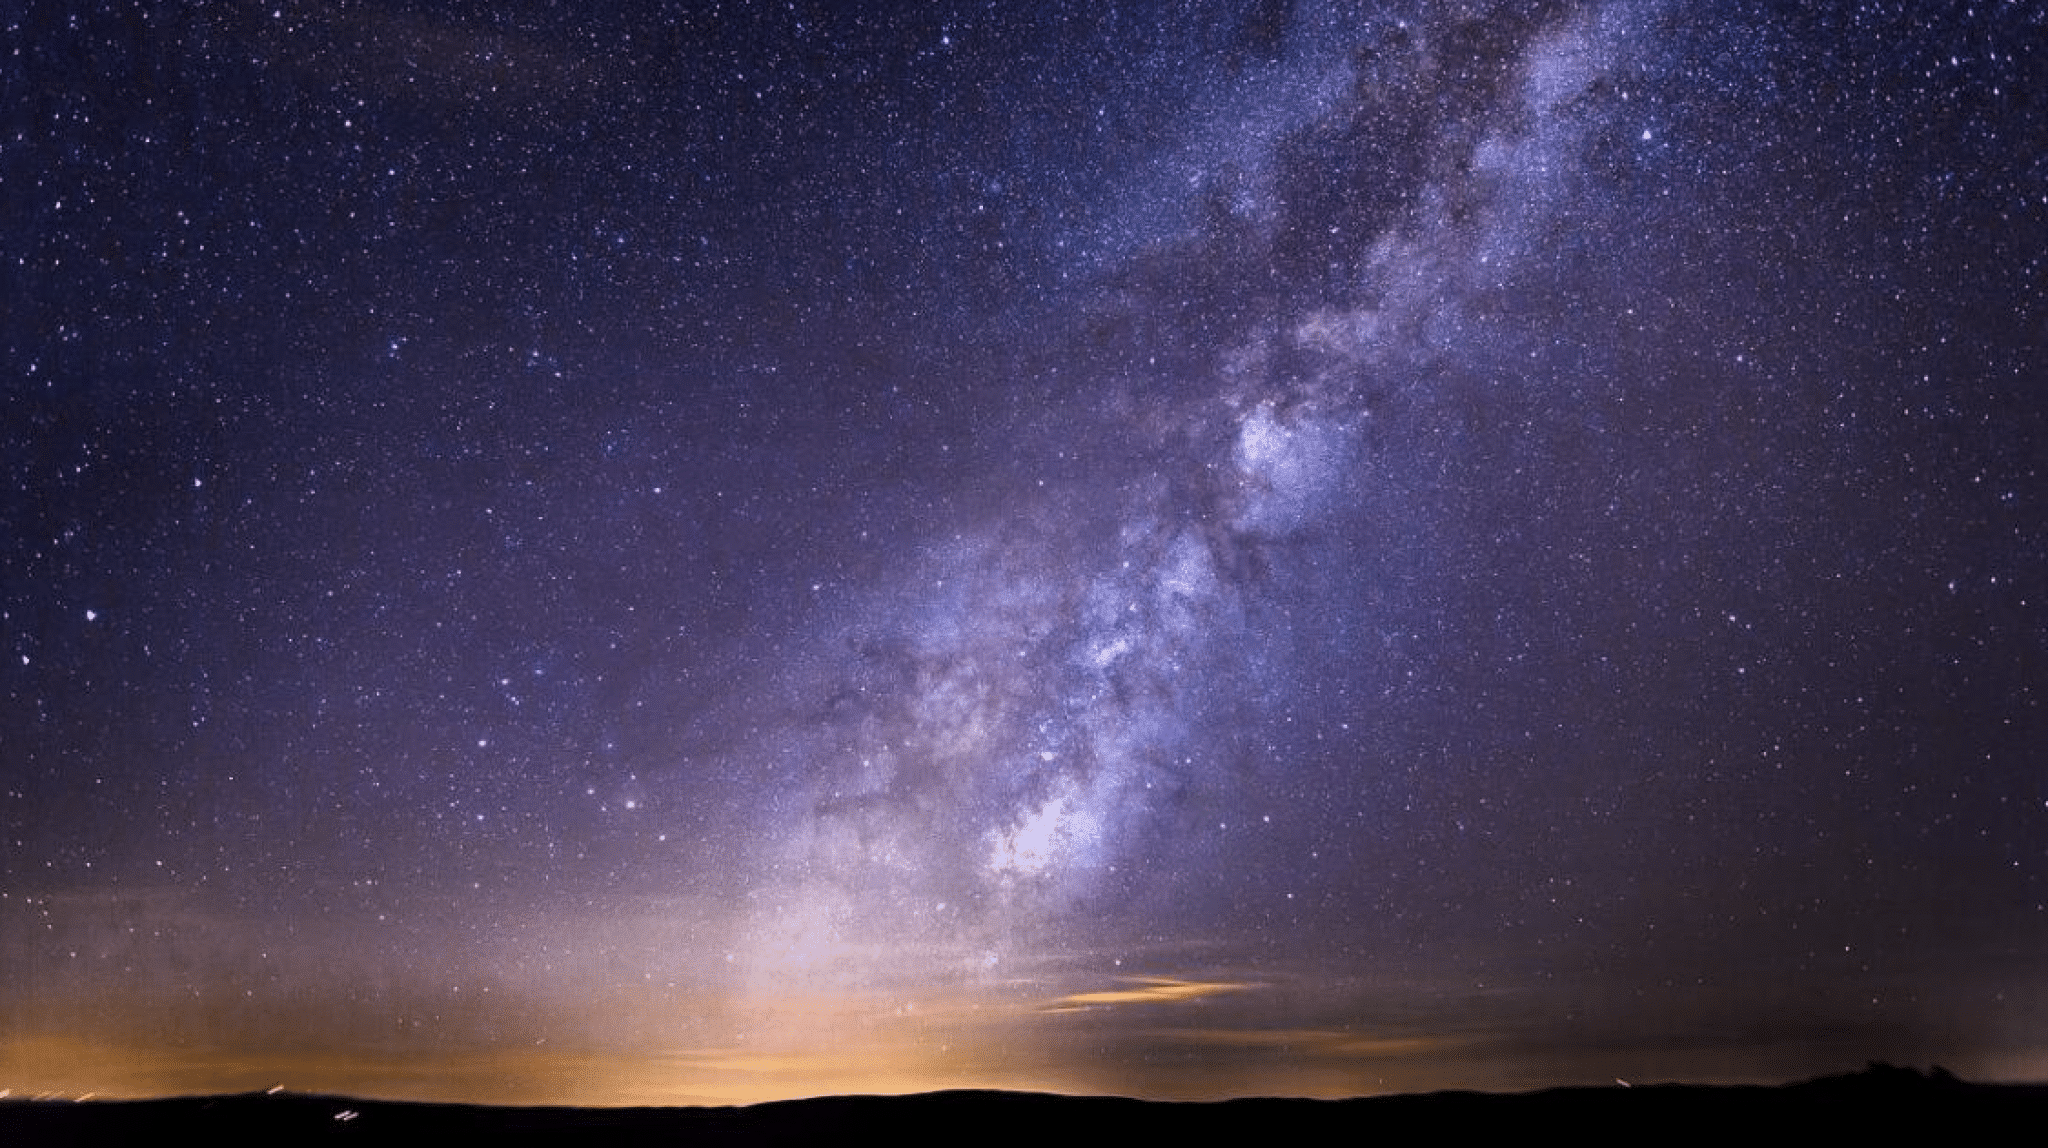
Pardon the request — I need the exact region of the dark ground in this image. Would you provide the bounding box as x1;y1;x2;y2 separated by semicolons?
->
1;1064;2040;1146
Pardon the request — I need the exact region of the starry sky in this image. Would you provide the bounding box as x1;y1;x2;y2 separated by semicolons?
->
3;0;2044;1106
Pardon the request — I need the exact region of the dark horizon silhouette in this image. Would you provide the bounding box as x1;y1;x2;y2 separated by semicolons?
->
6;1065;2045;1146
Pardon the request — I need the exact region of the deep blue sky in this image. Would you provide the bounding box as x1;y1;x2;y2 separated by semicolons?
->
3;0;2043;1103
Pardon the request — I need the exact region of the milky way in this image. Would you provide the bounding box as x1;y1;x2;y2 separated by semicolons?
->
724;1;1651;997
3;0;2043;1104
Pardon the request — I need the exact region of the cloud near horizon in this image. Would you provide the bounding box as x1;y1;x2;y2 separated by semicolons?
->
1157;1028;1466;1059
1041;977;1258;1013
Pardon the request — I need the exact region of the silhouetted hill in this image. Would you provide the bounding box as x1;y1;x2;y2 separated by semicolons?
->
2;1065;2039;1146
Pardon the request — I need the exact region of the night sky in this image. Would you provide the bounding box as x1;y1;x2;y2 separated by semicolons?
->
4;0;2044;1106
